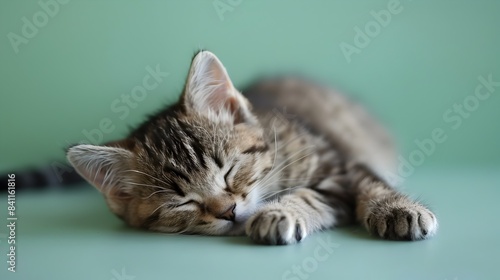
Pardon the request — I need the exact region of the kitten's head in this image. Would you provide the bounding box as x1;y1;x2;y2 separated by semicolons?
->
67;51;273;235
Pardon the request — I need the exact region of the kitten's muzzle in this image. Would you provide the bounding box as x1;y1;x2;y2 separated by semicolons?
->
216;203;236;222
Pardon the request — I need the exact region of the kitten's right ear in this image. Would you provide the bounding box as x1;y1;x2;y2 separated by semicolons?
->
182;51;256;125
66;144;133;197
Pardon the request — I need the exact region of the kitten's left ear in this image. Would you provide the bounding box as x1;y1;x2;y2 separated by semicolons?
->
183;51;256;125
66;144;134;197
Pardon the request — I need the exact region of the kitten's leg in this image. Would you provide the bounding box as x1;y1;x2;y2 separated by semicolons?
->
245;188;345;245
352;165;438;240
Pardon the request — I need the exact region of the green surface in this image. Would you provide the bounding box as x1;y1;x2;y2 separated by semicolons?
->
1;167;499;280
1;0;500;172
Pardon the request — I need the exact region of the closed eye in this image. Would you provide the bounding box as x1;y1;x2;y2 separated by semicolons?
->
224;166;235;191
176;200;199;207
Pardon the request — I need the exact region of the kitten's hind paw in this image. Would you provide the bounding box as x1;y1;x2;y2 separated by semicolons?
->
246;208;307;245
364;197;438;240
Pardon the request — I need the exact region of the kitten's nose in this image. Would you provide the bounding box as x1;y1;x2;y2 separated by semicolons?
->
216;203;236;221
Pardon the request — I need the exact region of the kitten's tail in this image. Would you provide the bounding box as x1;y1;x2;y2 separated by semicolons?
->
2;162;85;192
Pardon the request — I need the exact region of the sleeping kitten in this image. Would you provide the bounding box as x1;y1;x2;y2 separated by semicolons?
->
66;51;438;244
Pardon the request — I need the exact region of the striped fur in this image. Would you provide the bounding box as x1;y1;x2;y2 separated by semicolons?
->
66;51;437;244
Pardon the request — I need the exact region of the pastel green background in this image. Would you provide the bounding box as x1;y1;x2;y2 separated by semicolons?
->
1;1;500;280
1;0;499;172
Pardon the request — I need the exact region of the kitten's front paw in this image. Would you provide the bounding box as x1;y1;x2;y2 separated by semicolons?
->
365;197;438;240
246;208;306;245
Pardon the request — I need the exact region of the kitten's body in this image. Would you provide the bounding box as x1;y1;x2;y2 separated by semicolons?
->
67;51;437;244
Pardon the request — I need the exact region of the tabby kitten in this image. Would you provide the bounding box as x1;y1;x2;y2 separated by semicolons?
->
66;51;437;244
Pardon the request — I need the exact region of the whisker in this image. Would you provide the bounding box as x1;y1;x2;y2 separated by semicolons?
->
127;181;165;190
122;169;170;186
259;146;316;188
270;125;279;175
262;142;314;180
250;154;314;199
246;126;282;196
141;190;172;200
272;131;310;155
249;172;326;196
149;201;175;217
176;227;191;235
259;185;303;201
256;150;316;199
272;175;328;184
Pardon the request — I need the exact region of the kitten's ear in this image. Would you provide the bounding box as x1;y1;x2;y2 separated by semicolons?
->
66;144;134;198
183;51;256;124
